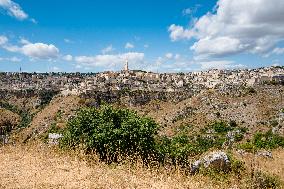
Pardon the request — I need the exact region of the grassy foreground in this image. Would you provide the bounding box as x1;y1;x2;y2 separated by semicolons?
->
0;144;215;189
1;144;283;189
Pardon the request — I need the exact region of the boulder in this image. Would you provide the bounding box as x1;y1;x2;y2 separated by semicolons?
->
48;133;63;145
190;151;231;174
203;151;231;170
256;150;273;158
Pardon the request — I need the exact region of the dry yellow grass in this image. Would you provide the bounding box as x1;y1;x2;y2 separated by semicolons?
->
0;144;221;189
0;109;20;127
235;149;284;181
1;144;284;188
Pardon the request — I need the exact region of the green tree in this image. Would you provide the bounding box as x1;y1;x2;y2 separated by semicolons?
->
61;105;159;163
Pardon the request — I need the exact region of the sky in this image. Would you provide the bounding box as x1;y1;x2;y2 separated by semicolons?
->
0;0;284;73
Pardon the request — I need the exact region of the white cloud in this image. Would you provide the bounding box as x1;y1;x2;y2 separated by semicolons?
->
169;0;284;58
101;45;114;54
144;44;149;48
0;35;8;45
199;60;246;70
168;24;194;41
125;42;134;49
9;56;21;62
0;0;28;20
21;43;59;59
62;54;73;61
175;54;181;60
0;56;21;62
165;53;173;59
264;47;284;57
0;36;60;59
75;52;144;68
271;48;284;55
190;37;248;58
19;38;31;45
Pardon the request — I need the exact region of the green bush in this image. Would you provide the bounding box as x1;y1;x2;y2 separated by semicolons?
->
238;141;256;152
253;130;284;149
155;133;224;167
61;105;159;163
239;130;284;151
38;90;58;107
212;121;233;134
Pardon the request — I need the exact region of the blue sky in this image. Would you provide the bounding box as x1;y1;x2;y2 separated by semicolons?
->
0;0;283;73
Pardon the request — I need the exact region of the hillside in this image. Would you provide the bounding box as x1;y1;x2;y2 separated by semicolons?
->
0;84;284;188
131;85;284;137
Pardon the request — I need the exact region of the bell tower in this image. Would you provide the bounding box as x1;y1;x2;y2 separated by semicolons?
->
124;60;129;72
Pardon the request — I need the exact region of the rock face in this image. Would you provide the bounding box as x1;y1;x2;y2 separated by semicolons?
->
190;151;231;174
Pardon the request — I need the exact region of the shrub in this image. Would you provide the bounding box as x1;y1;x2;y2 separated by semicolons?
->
246;87;257;94
253;171;281;189
238;141;256;152
239;130;284;151
39;90;58;107
253;130;284;149
61;105;159;163
212;121;233;134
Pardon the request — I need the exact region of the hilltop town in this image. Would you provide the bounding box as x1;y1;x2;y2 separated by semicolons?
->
1;65;284;188
0;64;284;95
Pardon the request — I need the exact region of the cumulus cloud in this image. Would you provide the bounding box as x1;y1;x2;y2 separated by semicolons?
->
0;0;28;20
168;24;194;41
75;52;144;68
169;0;284;58
125;42;134;49
101;45;114;54
0;36;60;59
21;43;59;59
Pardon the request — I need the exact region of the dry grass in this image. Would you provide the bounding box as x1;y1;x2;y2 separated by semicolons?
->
0;109;20;126
235;149;284;181
0;144;223;189
1;145;284;188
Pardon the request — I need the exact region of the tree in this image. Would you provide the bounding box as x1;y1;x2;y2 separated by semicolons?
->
61;105;159;163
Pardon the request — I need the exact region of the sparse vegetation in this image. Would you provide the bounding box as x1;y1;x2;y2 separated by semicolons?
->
239;130;284;151
252;171;282;189
38;90;59;108
0;101;33;129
